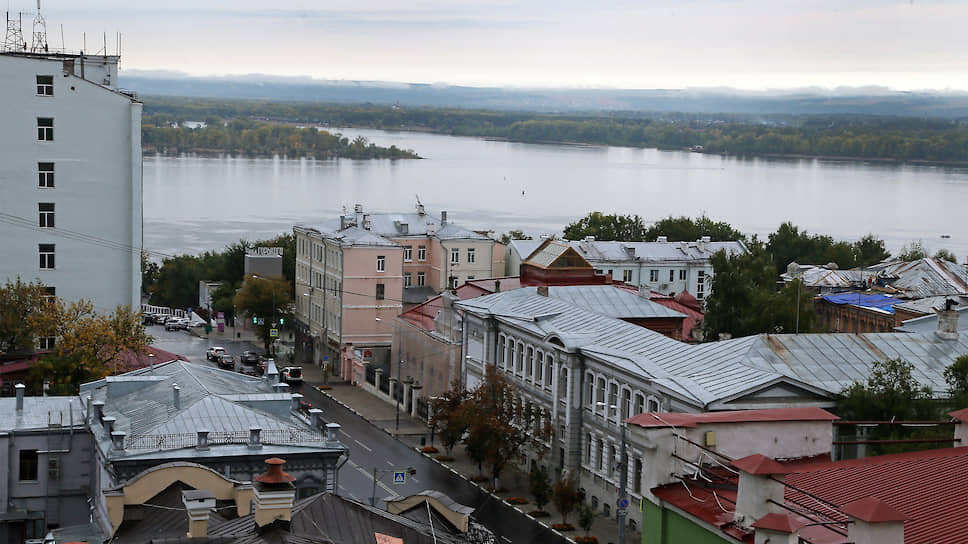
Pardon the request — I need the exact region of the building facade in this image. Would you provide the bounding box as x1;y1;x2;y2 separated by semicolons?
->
0;51;143;311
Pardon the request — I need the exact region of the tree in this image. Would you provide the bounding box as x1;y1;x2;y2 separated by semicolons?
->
767;222;836;274
898;240;927;261
551;471;580;524
141;251;160;297
210;281;239;323
30;304;152;395
643;215;745;242
934;249;958;263
0;278;54;352
563;212;648;242
854;234;890;267
944;355;968;407
578;502;596;536
430;382;470;455
234;274;292;353
529;466;552;513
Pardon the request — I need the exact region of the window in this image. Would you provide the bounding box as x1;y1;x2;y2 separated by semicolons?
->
649;269;659;282
416;272;425;286
633;459;643;493
38;336;56;350
697;271;706;299
597;439;605;471
648;397;661;412
36;75;54;96
403;272;412;287
516;342;524;373
608;383;618;412
43;286;56;304
536;352;544;383
403;246;412;261
38;202;54;228
498;336;506;366
47;457;61;480
37;117;54;141
39;243;55;269
450;276;459;289
635;393;644;415
622;389;631;419
417;245;426;261
622;270;632;283
669;269;675;282
19;449;38;481
376;255;385;272
450;247;459;264
586;434;593;463
38;162;54;188
526;347;534;379
585;373;595;406
679;269;687;281
596;377;605;405
376;283;385;300
467;248;476;263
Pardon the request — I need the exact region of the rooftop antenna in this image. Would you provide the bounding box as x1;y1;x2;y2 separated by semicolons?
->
3;11;25;53
29;0;47;53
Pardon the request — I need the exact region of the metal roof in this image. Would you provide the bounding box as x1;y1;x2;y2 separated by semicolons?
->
571;239;748;262
626;407;838;428
0;396;85;432
533;285;685;319
897;305;968;334
458;292;968;404
306;210;490;241
878;258;968;298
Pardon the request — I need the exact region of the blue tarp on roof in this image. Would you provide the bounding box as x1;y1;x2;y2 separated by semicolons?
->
821;293;899;314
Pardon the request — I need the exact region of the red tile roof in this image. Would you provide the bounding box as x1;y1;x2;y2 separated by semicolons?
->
840;497;907;523
626;407;839;428
733;454;796;475
751;513;805;533
948;407;968;422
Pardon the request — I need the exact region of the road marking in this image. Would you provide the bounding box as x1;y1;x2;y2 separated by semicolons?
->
353;439;372;452
386;460;394;466
502;537;512;543
411;477;419;483
340;429;353;439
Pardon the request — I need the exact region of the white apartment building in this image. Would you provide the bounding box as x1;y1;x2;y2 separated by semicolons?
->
0;51;143;311
508;236;747;301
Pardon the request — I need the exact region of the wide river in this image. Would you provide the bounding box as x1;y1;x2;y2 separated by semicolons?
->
144;127;968;260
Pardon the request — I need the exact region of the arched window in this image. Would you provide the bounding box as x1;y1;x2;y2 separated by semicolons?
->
545;354;555;387
516;342;524;373
526;346;534;379
621;388;631;420
535;350;544;383
634;393;645;415
596;377;606;406
498;335;506;366
647;396;661;413
559;367;568;399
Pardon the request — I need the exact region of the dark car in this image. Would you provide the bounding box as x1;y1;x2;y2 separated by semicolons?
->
240;351;263;365
216;354;236;370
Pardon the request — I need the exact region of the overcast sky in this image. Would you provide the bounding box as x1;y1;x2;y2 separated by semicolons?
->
15;0;968;90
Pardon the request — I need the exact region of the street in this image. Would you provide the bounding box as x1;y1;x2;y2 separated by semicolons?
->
145;324;567;543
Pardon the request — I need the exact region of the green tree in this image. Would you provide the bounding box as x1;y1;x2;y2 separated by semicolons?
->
233;274;292;353
430;382;470;455
854;234;890;267
210;282;239;323
499;230;532;245
0;278;54;352
529;466;553;513
934;249;958;263
141;251;160;298
551;471;580;524
578;502;595;536
563;212;648;242
944;355;968;407
898;240;927;261
643;215;745;242
767;222;835;274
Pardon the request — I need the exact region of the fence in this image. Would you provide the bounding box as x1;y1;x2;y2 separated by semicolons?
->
124;428;327;450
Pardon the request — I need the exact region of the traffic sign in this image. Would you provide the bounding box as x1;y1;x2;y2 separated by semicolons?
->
269;328;279;338
617;497;630;509
258;317;265;325
392;471;406;484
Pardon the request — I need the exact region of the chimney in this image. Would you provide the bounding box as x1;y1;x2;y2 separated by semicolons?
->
291;393;304;413
731;454;792;528
841;497;907;544
110;431;126;452
399;223;408;235
93;400;105;422
751;513;804;544
701;235;711;243
494;280;501;293
253;458;296;530
266;359;279;382
86;395;93;424
637;285;650;298
197;429;210;450
182;489;216;538
325;422;341;443
936;308;959;341
272;382;290;394
102;416;116;435
536;285;549;297
362;214;371;230
249;427;262;449
172;383;181;410
15;383;25;412
441;210;448;225
309;408;323;428
583;236;595;243
656;236;668;243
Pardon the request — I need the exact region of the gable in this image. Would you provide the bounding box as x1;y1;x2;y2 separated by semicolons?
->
709;381;834;411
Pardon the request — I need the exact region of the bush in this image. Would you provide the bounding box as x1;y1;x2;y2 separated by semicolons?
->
469;475;489;483
506;497;529;505
528;510;550;518
575;537;598;544
551;523;574;531
434;455;454;462
317;385;332;390
421;446;439;454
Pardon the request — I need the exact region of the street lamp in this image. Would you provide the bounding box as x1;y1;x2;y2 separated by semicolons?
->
598;402;629;544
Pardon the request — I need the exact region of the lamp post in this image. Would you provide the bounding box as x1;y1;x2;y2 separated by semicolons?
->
598;402;629;544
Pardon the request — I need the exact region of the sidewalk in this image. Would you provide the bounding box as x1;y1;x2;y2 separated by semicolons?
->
310;381;639;544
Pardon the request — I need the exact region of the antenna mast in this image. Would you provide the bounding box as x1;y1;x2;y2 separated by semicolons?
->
30;0;48;53
3;11;26;53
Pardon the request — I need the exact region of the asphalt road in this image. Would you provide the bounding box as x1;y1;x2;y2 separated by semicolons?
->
146;324;567;543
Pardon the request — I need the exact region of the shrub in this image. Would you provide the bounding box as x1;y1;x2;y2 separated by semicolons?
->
506;497;529;505
434;455;454;462
528;510;550;518
421;446;439;454
575;537;598;544
551;523;574;531
469;475;489;483
317;385;332;390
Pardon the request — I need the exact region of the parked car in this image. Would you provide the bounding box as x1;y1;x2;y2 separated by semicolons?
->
216;354;236;370
164;319;182;331
240;351;263;365
281;366;303;386
205;347;226;361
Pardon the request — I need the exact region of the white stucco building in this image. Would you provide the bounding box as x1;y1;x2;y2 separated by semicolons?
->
0;50;143;310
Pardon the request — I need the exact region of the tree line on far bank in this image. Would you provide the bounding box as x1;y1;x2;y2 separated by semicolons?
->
142;115;419;159
144;96;968;164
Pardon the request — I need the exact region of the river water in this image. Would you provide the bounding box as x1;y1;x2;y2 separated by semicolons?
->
144;127;968;261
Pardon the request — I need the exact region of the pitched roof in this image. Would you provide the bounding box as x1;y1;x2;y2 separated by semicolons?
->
878;258;968;298
307;210;491;242
751;512;805;533
524;240;592;269
732;454;796;475
571;239;748;262
626;407;838;428
840;497;907;522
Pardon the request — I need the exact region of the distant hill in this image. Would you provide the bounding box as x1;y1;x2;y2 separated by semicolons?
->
120;73;968;118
